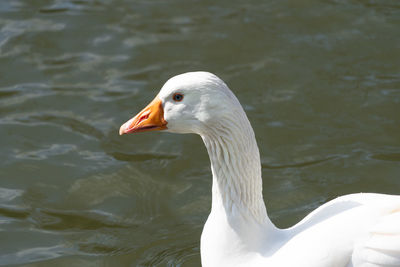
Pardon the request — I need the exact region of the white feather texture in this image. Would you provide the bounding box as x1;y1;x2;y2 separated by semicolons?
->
151;72;400;267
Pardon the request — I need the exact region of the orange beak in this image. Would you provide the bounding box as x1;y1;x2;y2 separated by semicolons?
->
119;96;167;135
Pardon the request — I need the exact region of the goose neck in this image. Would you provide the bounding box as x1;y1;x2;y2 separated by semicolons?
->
201;116;271;225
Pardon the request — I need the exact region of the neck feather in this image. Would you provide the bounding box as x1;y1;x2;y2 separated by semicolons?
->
201;109;271;225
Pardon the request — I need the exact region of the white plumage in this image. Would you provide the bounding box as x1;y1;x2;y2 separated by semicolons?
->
120;72;400;267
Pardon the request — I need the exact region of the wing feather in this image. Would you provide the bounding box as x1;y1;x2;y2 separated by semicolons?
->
353;210;400;266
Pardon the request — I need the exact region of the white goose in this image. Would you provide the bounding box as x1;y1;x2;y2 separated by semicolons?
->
119;72;400;267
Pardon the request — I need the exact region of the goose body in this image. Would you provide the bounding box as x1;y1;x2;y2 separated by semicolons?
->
120;72;400;267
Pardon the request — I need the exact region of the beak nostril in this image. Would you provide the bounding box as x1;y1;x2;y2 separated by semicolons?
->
137;113;149;125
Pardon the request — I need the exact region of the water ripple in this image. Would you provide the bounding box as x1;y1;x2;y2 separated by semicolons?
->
262;155;343;169
0;83;51;107
0;188;23;202
0;245;74;266
0;18;64;54
371;153;400;162
15;144;77;160
111;152;178;162
36;209;130;231
0;204;29;220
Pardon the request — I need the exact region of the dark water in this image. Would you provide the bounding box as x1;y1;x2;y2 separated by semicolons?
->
1;0;400;266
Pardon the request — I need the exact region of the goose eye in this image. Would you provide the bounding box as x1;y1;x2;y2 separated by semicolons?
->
172;93;184;102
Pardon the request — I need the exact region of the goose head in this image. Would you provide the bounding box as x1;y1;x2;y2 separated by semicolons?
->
119;71;242;136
